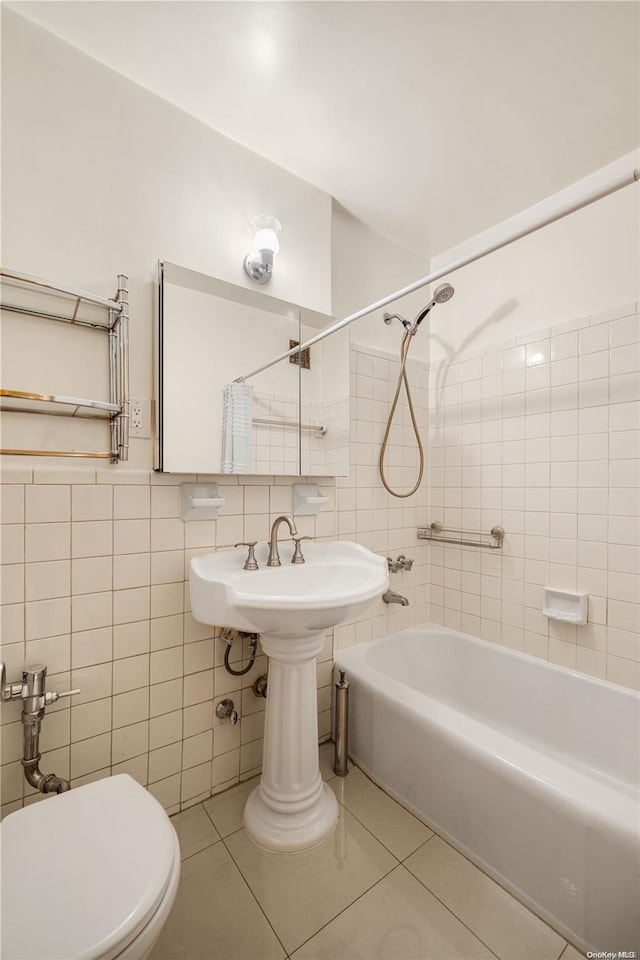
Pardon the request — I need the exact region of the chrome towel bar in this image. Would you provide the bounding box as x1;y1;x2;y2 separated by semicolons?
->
418;521;505;549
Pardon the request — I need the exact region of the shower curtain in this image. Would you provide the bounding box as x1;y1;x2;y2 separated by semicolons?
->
221;382;253;473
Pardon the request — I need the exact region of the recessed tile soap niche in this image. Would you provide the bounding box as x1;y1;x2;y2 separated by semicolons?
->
542;588;588;626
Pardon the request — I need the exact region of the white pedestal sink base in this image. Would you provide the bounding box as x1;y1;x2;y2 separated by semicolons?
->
189;540;388;853
244;780;338;853
242;629;339;853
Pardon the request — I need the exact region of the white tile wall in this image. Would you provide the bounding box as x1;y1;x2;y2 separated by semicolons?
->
428;304;640;690
332;344;431;648
252;391;300;475
3;322;637;820
0;466;336;818
251;389;349;477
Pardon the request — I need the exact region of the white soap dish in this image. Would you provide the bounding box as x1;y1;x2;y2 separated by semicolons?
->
182;484;225;521
293;484;329;516
542;587;588;625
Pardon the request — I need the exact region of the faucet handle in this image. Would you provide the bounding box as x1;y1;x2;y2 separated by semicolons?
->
235;542;259;571
215;697;238;725
291;535;312;565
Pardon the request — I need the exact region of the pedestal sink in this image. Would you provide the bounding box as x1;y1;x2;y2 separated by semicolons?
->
190;540;388;852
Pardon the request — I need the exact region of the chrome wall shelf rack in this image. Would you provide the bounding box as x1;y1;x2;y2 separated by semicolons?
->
418;521;505;550
0;268;129;462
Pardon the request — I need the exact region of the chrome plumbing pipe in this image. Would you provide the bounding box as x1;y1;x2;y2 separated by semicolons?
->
19;665;78;794
116;274;130;462
334;670;350;777
1;662;79;794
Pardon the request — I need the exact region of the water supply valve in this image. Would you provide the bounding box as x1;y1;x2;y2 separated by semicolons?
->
215;698;238;725
253;674;268;699
1;662;80;707
2;663;80;709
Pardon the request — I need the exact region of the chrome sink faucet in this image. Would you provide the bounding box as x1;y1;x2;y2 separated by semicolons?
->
267;514;298;567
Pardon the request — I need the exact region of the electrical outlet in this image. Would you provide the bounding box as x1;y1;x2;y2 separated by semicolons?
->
129;398;151;438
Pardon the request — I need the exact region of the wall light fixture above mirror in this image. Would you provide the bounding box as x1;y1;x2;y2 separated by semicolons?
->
244;215;281;285
155;261;350;477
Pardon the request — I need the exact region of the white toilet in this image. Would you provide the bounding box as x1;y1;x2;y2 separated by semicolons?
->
1;774;181;960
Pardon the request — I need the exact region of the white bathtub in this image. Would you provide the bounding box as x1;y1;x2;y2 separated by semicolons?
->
336;624;640;953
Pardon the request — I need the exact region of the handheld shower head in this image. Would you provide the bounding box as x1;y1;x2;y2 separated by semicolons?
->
380;280;455;498
414;282;455;327
433;282;455;303
384;283;455;335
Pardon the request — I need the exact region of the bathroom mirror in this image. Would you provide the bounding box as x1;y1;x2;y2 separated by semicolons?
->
156;261;350;476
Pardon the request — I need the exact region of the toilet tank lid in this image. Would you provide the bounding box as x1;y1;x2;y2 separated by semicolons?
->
1;774;179;960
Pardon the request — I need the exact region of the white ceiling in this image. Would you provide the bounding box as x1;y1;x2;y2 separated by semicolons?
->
9;1;639;257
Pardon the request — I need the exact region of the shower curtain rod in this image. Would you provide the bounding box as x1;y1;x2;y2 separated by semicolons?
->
235;166;639;383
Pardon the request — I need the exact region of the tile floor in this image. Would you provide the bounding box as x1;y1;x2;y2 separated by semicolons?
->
150;744;585;960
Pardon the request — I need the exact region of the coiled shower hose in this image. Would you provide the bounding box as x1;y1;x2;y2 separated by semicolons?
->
378;330;424;499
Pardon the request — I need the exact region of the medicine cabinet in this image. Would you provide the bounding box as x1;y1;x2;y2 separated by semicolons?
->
156;261;350;476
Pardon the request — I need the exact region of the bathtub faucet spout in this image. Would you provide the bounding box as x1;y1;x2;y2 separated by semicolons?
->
382;590;409;606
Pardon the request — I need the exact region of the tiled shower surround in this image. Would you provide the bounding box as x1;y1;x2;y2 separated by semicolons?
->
428;302;640;688
1;315;638;819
